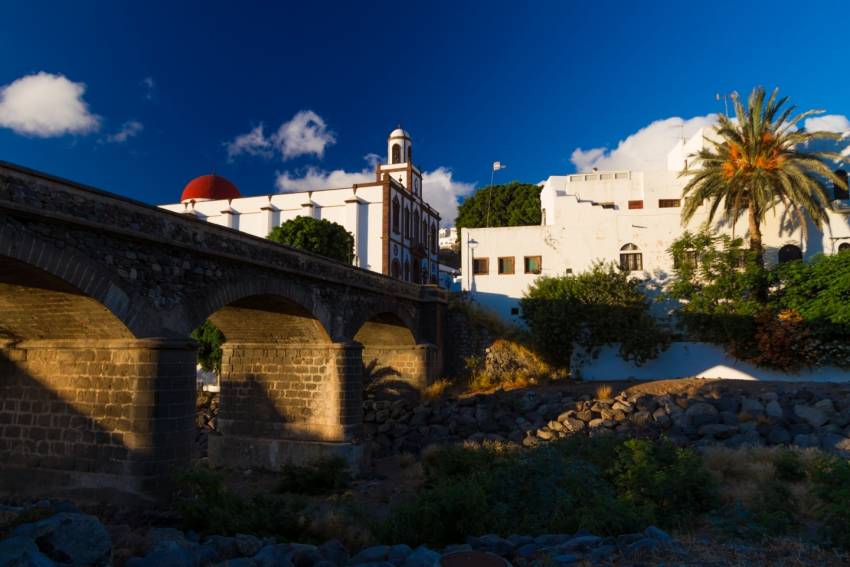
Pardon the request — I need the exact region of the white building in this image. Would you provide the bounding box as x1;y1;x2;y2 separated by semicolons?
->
462;128;850;325
438;227;458;249
161;128;442;284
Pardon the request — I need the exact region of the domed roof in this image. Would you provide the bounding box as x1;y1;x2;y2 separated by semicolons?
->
181;174;241;203
388;127;410;139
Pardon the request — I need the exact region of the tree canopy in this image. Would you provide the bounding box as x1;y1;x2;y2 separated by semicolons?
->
455;182;541;230
268;216;354;263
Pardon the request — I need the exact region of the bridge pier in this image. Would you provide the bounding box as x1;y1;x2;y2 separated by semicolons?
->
0;338;197;495
209;341;366;472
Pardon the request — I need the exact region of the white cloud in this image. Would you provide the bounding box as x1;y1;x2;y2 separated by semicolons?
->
227;110;336;161
570;114;718;172
105;120;143;143
804;114;850;134
275;159;474;226
422;167;475;226
226;124;273;159
0;72;100;137
140;76;156;101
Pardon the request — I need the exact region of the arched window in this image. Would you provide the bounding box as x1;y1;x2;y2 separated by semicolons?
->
839;242;850;253
392;198;400;234
413;210;420;243
431;223;438;252
407;146;412;163
391;260;400;279
778;244;803;264
404;207;410;238
421;219;427;246
619;243;643;272
391;143;401;164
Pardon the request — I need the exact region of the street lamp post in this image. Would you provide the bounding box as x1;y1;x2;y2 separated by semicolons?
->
485;161;506;228
467;237;478;294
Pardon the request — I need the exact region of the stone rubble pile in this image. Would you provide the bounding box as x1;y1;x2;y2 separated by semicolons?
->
363;386;850;457
0;502;682;566
196;391;220;457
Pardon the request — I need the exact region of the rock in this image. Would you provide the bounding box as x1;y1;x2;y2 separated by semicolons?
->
719;411;739;426
468;535;514;557
506;536;533;548
127;545;219;567
12;512;112;567
557;535;601;552
794;405;829;428
725;431;763;448
237;534;264;558
644;526;672;544
401;546;439;567
793;433;820;448
204;536;240;560
294;548;324;567
624;537;658;556
515;544;538;558
550;554;579;565
146;527;186;553
0;536;56;567
765;400;784;419
253;544;295;567
386;545;411;566
350;546;389;565
319;540;349;566
216;559;259;567
697;423;737;439
767;426;791;445
535;429;554;440
534;535;570;547
740;398;764;415
685;403;719;427
441;545;472;555
562;418;585;433
814;399;835;413
630;411;652;428
820;433;850;455
587;545;615;562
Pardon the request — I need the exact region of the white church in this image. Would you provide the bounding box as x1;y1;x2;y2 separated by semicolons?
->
461;127;850;326
161;128;442;284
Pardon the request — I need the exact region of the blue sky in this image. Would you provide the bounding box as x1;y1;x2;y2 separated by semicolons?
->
2;0;850;224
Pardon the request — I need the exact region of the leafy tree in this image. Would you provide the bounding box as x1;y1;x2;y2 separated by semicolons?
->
268;216;354;264
680;86;846;270
192;320;225;373
455;182;541;230
520;262;668;366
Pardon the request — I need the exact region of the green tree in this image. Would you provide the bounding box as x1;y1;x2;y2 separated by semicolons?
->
455;182;541;230
680;86;846;269
520;262;667;366
192;320;225;373
268;216;354;263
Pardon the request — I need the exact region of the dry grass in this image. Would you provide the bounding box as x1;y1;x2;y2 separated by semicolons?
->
594;383;613;400
466;339;563;392
422;379;452;401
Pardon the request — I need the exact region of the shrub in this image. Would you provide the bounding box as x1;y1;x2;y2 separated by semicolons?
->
521;261;668;367
466;339;559;391
752;480;799;535
811;456;850;549
774;449;807;483
191;320;225;373
278;457;351;495
608;438;718;528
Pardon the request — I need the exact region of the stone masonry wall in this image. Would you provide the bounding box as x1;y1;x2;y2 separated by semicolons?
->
362;345;437;390
218;342;363;443
0;339;196;491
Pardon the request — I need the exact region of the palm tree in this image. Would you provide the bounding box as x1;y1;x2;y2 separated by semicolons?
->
681;86;848;268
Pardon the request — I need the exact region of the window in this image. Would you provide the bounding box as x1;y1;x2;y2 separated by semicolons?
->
392;198;400;234
391;143;401;164
404;207;410;238
510;307;520;316
431;224;438;252
619;243;643;272
498;257;515;274
659;199;681;208
600;202;616;209
628;200;644;210
413;210;420;243
839;242;850;253
524;256;542;274
473;258;489;275
673;249;698;269
778;244;802;264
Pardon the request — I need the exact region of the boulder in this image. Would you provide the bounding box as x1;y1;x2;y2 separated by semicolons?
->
793;433;820;448
467;535;514;557
685;403;719;427
697;424;737;440
12;512;112;567
0;536;56;567
766;426;791;445
740;398;764;415
350;546;390;565
204;536;240;560
319;541;350;566
794;405;829;428
253;544;295;567
401;546;440;567
820;433;850;456
557;535;601;552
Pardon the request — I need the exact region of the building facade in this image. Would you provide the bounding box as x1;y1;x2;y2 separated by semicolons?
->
462;128;850;324
160;128;441;284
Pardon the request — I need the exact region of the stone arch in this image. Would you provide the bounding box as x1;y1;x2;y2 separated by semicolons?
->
354;312;416;346
187;278;334;343
391;143;401;164
354;310;433;393
0;251;134;341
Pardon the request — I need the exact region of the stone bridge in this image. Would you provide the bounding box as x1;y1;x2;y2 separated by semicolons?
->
0;161;445;494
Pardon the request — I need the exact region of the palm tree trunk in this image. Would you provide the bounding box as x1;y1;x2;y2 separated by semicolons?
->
747;205;768;302
748;205;764;268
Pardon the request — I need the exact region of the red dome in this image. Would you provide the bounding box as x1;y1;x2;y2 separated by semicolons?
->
181;174;241;202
